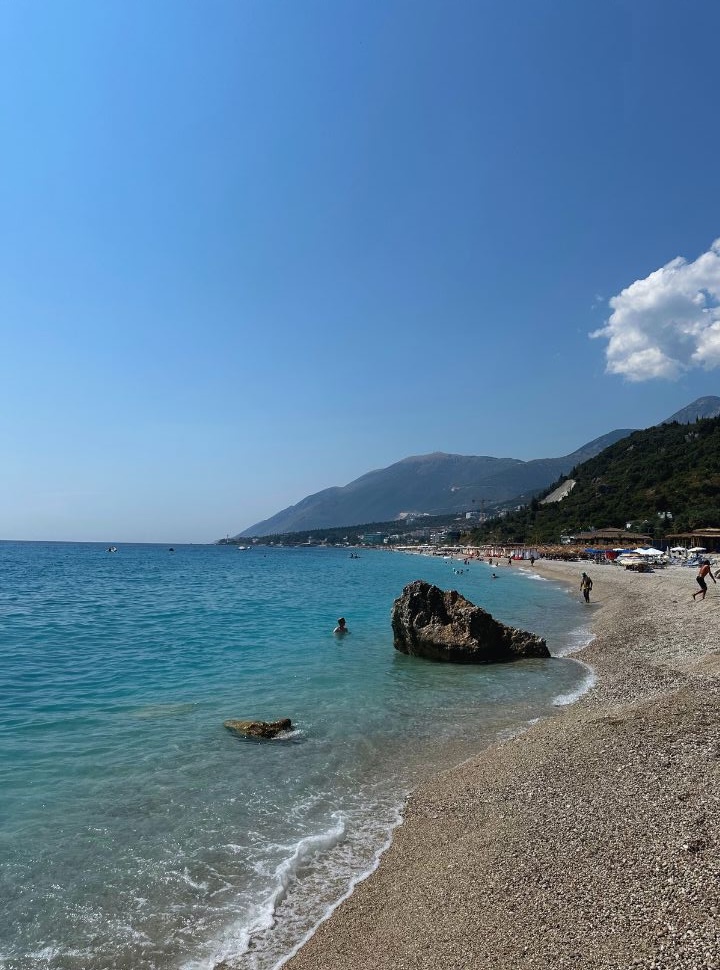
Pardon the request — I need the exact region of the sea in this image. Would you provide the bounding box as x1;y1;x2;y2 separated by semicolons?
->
0;541;594;970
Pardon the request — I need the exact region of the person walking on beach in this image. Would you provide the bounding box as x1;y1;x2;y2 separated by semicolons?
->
580;572;593;603
692;560;716;600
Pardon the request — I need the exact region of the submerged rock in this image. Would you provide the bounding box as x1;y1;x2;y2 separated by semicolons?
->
391;580;549;663
223;718;292;739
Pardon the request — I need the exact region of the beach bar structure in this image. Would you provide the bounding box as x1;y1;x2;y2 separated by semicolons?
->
664;528;720;553
570;528;651;546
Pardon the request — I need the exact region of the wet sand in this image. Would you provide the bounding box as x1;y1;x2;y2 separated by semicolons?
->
284;559;720;969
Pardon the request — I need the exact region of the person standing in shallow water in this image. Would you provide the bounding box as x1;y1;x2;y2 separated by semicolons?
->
692;560;716;600
580;572;593;603
333;617;350;635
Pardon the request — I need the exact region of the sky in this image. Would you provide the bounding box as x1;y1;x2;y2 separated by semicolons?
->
2;0;720;542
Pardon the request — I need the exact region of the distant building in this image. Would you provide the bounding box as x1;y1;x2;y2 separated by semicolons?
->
571;528;652;546
665;528;720;552
359;532;387;545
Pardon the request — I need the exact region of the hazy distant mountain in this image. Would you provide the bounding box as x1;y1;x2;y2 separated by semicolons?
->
235;395;719;538
237;430;634;536
662;396;720;424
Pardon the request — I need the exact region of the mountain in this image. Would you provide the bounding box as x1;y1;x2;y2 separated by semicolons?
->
237;430;634;537
235;396;719;538
662;396;720;424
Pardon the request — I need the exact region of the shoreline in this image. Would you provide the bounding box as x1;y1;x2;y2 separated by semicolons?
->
282;559;720;969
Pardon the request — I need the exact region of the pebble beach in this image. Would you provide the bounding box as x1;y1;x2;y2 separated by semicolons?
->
284;559;720;970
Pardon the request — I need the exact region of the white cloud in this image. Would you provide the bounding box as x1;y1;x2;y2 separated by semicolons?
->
591;239;720;381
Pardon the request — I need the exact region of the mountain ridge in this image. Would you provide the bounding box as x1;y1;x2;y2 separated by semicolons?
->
235;396;720;538
237;431;633;537
662;396;720;424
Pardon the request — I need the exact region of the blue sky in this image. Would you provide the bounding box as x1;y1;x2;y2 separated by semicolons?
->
2;0;720;542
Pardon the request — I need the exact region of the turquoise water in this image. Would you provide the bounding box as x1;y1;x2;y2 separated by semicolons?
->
0;543;591;970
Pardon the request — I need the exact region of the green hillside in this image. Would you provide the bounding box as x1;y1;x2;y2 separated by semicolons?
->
465;416;720;545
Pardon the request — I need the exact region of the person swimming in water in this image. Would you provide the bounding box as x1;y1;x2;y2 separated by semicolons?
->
333;617;349;635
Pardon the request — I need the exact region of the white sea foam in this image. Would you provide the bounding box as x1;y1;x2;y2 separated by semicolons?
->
553;625;595;657
552;660;596;706
181;801;406;970
273;806;403;969
26;948;61;962
273;728;303;740
517;568;549;581
180;868;210;892
182;814;350;970
271;815;348;909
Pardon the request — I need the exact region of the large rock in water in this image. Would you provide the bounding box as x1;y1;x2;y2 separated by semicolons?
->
223;718;292;739
391;580;549;663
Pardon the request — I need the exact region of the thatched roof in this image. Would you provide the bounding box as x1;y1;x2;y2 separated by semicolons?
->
572;529;651;544
666;528;720;539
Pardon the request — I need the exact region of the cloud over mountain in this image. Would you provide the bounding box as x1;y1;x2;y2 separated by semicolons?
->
592;239;720;381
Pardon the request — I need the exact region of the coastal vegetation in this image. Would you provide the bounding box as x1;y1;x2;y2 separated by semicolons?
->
464;416;720;546
220;513;467;547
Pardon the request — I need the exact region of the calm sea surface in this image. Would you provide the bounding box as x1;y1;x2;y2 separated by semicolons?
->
0;542;592;970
